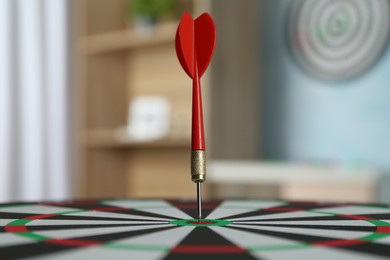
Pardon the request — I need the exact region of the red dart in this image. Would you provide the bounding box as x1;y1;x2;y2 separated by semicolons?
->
175;12;216;221
176;12;216;150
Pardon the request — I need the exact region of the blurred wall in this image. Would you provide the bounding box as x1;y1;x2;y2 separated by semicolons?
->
262;0;390;171
210;0;261;160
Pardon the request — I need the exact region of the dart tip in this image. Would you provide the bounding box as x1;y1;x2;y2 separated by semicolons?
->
197;182;202;222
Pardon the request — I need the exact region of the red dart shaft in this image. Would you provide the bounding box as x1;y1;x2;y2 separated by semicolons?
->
191;75;205;151
190;65;206;187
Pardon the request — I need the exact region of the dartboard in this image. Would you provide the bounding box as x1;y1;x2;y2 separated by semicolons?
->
1;199;390;259
289;0;390;81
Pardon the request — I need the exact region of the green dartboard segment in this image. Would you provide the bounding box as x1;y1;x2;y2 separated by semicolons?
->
170;219;231;227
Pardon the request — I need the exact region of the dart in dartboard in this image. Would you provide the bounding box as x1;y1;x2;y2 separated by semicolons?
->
175;12;216;222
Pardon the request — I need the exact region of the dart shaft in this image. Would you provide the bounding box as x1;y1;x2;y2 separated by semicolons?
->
191;76;205;150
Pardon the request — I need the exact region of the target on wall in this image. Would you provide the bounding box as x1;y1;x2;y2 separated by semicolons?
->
289;0;390;81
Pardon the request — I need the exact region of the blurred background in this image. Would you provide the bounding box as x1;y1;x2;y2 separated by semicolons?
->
1;0;390;203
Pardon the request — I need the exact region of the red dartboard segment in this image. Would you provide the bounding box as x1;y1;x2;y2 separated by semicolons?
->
45;238;101;247
188;221;215;225
314;239;367;247
264;207;305;212
171;245;246;254
339;214;374;221
39;200;100;206
376;226;390;234
91;207;128;212
4;225;29;233
26;213;58;220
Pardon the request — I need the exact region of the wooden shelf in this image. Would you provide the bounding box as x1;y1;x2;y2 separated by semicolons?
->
85;129;190;149
81;22;178;55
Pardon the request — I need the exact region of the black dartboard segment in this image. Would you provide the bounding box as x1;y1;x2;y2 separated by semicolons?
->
0;199;390;259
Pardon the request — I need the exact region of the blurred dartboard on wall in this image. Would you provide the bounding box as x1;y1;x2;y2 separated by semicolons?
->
289;0;390;81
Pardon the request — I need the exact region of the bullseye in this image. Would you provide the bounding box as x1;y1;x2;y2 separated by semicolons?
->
170;219;231;227
188;221;214;225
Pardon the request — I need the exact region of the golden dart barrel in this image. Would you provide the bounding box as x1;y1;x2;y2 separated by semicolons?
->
191;150;206;183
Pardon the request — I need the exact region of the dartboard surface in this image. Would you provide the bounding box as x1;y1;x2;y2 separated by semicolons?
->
1;199;390;259
289;0;390;80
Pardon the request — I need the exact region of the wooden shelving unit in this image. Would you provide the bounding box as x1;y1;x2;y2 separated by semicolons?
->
85;129;189;149
78;0;210;199
76;0;260;199
81;22;178;55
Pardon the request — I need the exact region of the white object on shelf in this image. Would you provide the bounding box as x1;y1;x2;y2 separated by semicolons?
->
126;96;170;141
